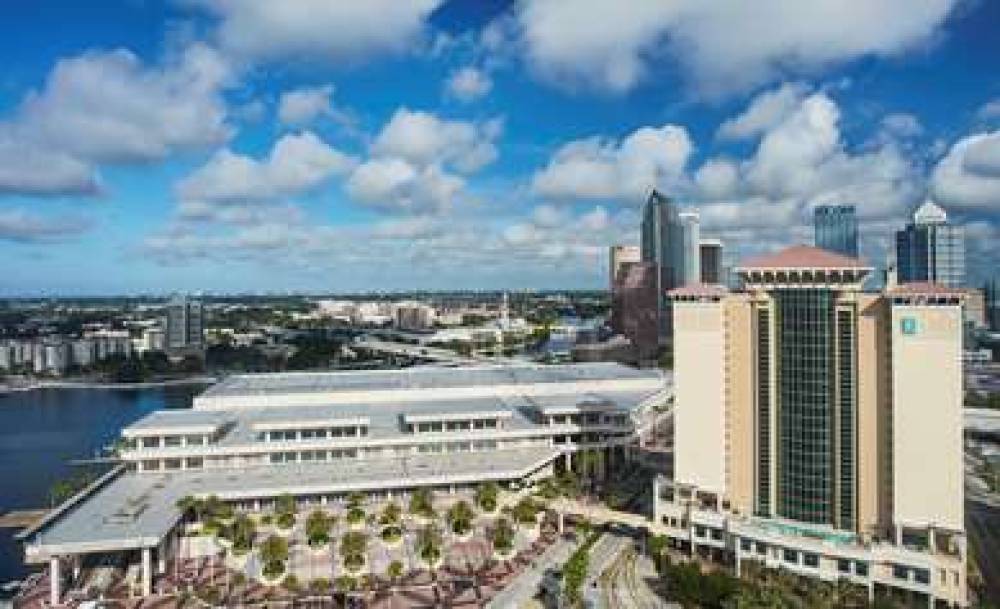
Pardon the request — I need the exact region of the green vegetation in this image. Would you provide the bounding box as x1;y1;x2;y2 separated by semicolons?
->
48;471;98;507
282;573;300;592
305;510;332;547
512;496;543;525
260;535;289;579
335;575;357;593
275;493;296;529
226;514;255;554
966;390;1000;410
340;531;368;572
409;488;436;519
563;531;599;606
474;482;499;512
387;560;404;581
491;518;516;555
447;500;475;535
309;577;331;594
415;524;443;568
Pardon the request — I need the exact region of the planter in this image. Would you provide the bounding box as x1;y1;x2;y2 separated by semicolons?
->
451;529;474;543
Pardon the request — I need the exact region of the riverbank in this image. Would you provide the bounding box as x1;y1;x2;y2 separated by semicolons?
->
0;376;217;395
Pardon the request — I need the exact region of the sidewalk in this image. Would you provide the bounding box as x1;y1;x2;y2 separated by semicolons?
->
485;537;579;609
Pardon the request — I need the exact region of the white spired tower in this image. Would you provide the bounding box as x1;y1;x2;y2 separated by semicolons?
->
501;292;510;329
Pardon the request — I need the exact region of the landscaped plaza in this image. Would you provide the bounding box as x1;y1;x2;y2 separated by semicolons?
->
16;363;667;607
15;473;612;608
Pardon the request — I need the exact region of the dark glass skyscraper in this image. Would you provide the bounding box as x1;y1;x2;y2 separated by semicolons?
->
813;205;859;258
896;200;965;288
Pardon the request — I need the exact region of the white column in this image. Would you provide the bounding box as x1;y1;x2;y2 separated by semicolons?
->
50;556;61;607
158;544;167;575
142;546;152;597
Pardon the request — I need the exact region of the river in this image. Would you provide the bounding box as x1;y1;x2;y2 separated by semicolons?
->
0;384;204;585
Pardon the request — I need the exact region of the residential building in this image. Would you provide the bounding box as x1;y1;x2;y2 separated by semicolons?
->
699;238;724;284
814;204;859;257
613;262;659;361
655;244;967;607
609;245;640;292
165;295;205;352
896;200;965;287
21;363;667;605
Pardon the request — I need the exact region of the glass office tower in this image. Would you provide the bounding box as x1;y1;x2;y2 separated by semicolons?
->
814;205;859;258
896;200;965;287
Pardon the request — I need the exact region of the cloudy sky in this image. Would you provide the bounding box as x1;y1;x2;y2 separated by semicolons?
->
0;0;998;295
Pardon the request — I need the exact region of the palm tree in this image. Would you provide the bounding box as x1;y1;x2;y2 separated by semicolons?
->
340;531;368;573
260;535;288;579
446;500;475;535
175;495;201;523
380;501;402;526
474;482;499;512
415;524;443;569
491;518;516;556
305;510;331;547
409;488;435;519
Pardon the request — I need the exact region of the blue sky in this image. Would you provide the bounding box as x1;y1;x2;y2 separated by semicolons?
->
0;0;998;295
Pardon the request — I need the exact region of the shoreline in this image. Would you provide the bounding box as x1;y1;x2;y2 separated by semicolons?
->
0;376;217;394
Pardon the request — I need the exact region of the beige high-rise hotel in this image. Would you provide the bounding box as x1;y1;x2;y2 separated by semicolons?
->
654;244;967;607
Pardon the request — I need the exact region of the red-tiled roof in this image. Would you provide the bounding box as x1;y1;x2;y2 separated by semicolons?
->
667;283;728;298
737;244;868;269
889;282;964;296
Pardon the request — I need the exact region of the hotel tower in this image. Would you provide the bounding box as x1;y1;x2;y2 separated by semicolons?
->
655;244;967;607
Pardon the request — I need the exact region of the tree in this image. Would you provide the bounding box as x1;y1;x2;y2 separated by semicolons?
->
306;510;332;547
512;497;540;525
415;524;443;568
409;488;435;519
231;514;255;554
447;500;475;535
260;535;288;578
387;560;404;581
492;518;516;555
380;501;402;526
175;495;200;523
276;493;297;515
474;482;499;512
340;531;367;572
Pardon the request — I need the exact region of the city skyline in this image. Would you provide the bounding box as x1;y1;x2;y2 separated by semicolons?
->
0;1;999;295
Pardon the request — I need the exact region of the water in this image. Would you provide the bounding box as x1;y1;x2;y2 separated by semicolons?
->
0;385;203;584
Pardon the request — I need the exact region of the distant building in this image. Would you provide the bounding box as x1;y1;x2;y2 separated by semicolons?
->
71;339;96;368
166;295;205;353
641;190;698;340
679;211;701;285
395;302;436;331
657;245;967;607
141;327;166;353
813;204;859;257
608;245;640;292
986;279;1000;331
896;200;965;287
699;238;723;284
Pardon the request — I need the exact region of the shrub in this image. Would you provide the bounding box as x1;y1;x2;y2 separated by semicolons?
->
447;500;475;535
347;506;365;525
475;482;500;512
310;578;331;594
283;574;300;592
276;511;295;530
306;510;331;546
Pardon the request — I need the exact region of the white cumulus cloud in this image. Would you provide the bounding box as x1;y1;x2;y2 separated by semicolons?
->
194;0;443;62
514;0;958;95
531;124;692;201
445;67;493;102
177;131;356;205
371;108;502;174
932;131;1000;212
277;84;336;126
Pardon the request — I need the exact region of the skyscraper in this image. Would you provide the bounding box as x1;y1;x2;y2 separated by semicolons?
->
814;204;859;257
699;238;723;284
165;295;204;353
896;199;965;287
640;190;698;340
679;211;701;285
655;245;967;607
